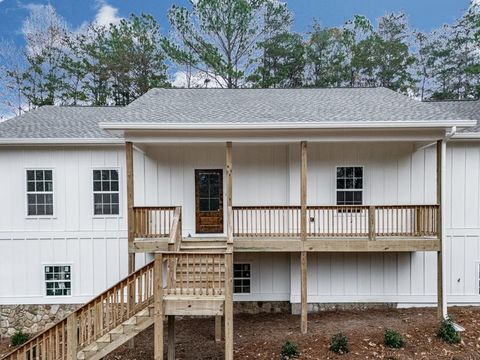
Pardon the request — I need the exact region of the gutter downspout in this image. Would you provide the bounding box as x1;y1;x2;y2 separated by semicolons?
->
440;127;455;322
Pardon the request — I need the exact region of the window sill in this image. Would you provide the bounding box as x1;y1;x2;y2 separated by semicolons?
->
92;215;123;219
26;216;57;220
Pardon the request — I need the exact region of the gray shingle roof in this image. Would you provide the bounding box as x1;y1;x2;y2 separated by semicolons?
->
1;88;476;144
423;100;480;132
0;106;123;140
104;87;467;124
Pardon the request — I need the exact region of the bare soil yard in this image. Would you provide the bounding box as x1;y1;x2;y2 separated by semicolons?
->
105;306;480;359
1;306;480;359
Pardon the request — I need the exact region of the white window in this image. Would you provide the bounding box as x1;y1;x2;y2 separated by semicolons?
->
234;263;251;294
336;166;363;205
93;169;120;215
45;265;71;296
26;169;54;216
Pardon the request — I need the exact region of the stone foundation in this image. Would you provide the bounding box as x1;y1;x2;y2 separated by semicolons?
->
291;302;396;314
234;301;291;314
0;304;79;338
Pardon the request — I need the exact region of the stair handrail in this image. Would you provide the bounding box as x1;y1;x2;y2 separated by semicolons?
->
168;206;182;252
1;260;156;360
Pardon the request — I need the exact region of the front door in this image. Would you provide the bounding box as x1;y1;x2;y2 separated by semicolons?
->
195;169;224;234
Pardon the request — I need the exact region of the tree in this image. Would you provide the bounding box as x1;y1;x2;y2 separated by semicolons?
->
163;0;292;88
9;4;69;108
107;14;170;105
61;14;170;106
305;22;350;87
249;32;305;88
370;13;416;93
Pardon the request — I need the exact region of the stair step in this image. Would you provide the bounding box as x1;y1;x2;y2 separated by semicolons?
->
180;246;227;250
182;237;227;242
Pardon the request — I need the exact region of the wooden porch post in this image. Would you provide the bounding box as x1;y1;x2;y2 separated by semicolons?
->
300;141;308;334
225;141;234;360
154;254;164;360
436;140;447;319
126;142;135;273
126;142;136;349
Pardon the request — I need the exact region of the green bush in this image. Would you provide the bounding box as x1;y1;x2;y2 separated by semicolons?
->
329;333;349;354
437;317;461;344
10;330;30;347
280;340;300;359
384;328;405;348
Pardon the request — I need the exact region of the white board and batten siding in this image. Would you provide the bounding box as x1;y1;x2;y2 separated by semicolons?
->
289;142;480;305
0;146;150;305
1;142;480;306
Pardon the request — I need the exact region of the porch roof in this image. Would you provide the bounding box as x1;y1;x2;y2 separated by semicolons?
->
99;87;475;131
422;100;480;137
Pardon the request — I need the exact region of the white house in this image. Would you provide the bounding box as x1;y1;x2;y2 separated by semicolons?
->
0;88;479;360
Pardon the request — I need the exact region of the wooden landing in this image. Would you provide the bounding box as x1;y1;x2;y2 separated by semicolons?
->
164;295;225;316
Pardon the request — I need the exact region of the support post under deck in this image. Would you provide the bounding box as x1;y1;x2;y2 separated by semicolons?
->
300;141;308;334
436;140;447;319
154;254;164;360
225;141;234;360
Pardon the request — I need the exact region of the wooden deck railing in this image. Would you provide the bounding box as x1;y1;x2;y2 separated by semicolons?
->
232;206;301;237
2;261;155;360
133;206;177;238
233;205;439;239
164;252;226;297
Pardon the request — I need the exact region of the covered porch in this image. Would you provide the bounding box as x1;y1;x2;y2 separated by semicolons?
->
127;137;443;253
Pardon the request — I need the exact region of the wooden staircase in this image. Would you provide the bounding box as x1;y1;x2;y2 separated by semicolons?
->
1;207;233;360
77;307;154;360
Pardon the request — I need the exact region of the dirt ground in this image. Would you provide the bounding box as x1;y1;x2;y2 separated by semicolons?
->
103;306;480;360
1;307;480;359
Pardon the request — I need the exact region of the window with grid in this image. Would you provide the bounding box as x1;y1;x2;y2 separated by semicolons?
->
26;170;54;216
93;169;120;215
234;263;251;294
336;166;363;205
45;265;71;296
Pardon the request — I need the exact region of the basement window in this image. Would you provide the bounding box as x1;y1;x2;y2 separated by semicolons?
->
234;263;251;294
26;169;54;216
45;265;71;296
93;169;120;215
336;166;363;205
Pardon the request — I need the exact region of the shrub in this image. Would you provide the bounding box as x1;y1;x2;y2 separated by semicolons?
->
329;333;349;354
437;317;461;344
384;328;405;348
10;330;29;347
280;340;300;359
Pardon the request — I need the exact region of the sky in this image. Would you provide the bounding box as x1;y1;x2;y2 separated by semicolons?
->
0;0;473;48
0;0;474;118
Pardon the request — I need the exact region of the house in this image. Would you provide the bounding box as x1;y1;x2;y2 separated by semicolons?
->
0;88;479;360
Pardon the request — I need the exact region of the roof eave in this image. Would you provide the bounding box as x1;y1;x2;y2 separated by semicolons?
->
452;133;480;140
0;138;125;145
99;120;477;131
